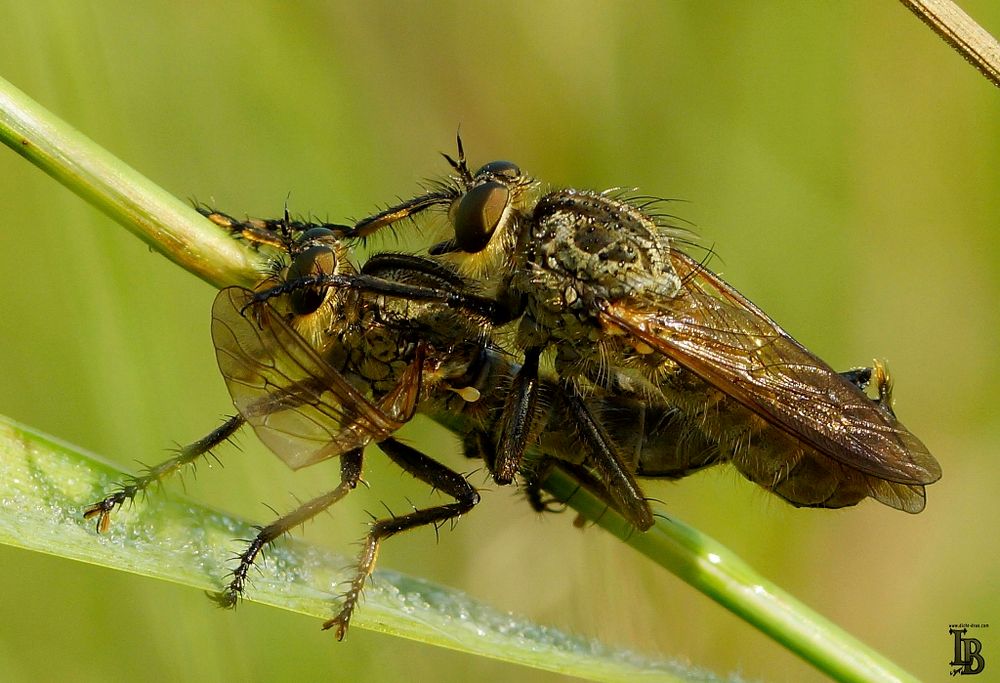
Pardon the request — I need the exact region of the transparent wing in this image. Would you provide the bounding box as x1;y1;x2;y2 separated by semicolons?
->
600;252;941;486
212;287;419;470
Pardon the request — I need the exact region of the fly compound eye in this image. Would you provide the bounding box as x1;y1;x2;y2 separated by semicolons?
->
453;182;510;253
288;245;339;280
475;160;521;181
286;245;338;315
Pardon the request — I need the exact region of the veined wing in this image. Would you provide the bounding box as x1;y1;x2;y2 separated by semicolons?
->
212;287;420;469
599;252;941;486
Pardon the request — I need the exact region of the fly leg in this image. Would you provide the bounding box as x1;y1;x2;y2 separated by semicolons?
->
535;365;887;528
461;425;553;512
83;415;245;533
349;191;458;239
519;380;653;530
840;366;872;389
562;387;653;530
209;183;456;247
525;455;638;529
840;363;896;416
255;270;511;325
83;371;328;534
197;207;349;250
347;134;470;241
494;346;542;485
326;437;479;640
491;354;650;527
213;448;364;608
549;459;646;529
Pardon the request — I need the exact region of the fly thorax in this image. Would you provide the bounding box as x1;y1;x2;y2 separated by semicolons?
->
512;189;682;373
530;189;681;305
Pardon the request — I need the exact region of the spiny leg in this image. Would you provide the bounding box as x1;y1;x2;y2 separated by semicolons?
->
213;448;364;608
199;185;456;245
537;457;643;530
347;133;470;240
349;190;457;239
326;437;479;640
494;346;542;485
83;414;245;533
254;270;509;324
197;207;349;250
555;459;621;514
563;387;653;530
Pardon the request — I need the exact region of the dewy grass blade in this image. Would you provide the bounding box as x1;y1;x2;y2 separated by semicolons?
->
0;415;714;683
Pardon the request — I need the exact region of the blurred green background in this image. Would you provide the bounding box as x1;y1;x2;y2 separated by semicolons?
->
1;2;998;681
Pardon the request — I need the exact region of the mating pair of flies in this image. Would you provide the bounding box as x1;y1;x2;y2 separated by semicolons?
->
84;138;941;639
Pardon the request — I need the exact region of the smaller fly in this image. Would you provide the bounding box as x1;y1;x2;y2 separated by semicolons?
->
85;213;492;638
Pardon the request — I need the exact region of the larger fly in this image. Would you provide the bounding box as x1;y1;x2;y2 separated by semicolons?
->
340;138;942;515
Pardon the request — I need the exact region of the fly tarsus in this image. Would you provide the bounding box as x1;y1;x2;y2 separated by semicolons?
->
564;388;654;530
211;449;364;608
197;206;350;250
82;415;245;532
324;438;479;640
210;530;267;609
82;482;140;533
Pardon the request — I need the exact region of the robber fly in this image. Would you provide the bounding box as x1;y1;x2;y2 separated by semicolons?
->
83;209;658;637
337;138;942;515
